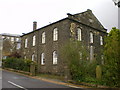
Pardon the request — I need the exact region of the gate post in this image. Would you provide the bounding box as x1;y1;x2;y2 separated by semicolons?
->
64;65;71;82
96;65;102;81
30;62;35;76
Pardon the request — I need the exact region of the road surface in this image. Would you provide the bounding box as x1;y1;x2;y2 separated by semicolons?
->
2;70;83;89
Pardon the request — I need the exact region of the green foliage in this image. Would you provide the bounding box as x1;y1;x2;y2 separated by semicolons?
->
60;41;97;82
2;57;33;72
103;27;120;87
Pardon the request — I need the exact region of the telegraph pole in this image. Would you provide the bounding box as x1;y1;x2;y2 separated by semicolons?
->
113;0;120;7
0;34;2;90
113;0;120;29
0;35;3;63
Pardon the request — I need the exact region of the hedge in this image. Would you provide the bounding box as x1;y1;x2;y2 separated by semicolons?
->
2;57;34;72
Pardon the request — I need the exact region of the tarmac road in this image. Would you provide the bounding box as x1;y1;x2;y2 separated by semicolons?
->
2;70;84;90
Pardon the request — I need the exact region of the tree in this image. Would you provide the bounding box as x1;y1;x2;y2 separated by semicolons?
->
3;38;17;58
60;41;97;82
8;51;21;58
104;27;120;87
3;39;13;56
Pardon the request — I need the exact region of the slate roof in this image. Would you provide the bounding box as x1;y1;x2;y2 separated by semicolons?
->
0;33;21;37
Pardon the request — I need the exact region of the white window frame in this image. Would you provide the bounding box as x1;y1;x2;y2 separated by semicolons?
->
90;32;93;43
33;35;36;46
16;43;21;49
7;37;10;39
32;54;35;61
53;51;57;64
24;56;26;59
100;36;103;45
53;28;58;41
90;46;94;61
41;53;45;65
11;37;14;42
16;38;19;42
25;38;28;48
42;32;45;44
77;28;82;41
2;36;5;39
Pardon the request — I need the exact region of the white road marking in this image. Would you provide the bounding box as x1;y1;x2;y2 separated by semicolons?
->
8;81;28;90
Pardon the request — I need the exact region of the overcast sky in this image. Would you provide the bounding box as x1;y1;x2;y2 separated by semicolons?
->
0;0;118;35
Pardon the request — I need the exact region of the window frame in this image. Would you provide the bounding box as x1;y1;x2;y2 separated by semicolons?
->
16;38;19;42
25;38;28;48
53;28;58;41
53;51;58;65
90;46;94;61
42;32;45;44
11;37;14;42
41;53;45;65
77;28;82;41
24;56;26;59
32;54;35;61
90;32;93;43
33;35;36;46
7;37;10;39
100;36;103;45
16;43;21;49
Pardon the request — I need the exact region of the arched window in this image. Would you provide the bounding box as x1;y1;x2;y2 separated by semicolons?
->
90;32;93;43
53;28;58;41
100;36;103;45
33;35;36;46
11;37;14;42
90;46;94;61
53;51;57;64
16;43;21;49
24;56;26;59
25;38;28;48
16;38;19;42
41;53;45;65
32;54;35;61
77;28;82;41
42;32;45;44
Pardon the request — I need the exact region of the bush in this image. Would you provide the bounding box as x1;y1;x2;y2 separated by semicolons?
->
2;57;33;72
60;41;97;82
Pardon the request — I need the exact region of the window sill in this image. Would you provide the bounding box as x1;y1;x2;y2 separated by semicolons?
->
53;40;58;42
53;64;57;66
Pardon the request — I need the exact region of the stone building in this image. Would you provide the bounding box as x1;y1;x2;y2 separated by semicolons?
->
1;33;21;59
21;9;107;75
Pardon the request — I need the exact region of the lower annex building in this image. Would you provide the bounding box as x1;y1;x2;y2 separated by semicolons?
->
21;9;107;75
0;33;21;59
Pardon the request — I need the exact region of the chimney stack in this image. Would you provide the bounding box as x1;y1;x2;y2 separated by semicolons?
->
33;21;37;31
67;13;74;19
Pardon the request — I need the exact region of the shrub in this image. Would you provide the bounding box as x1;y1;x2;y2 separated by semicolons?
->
60;41;97;82
2;57;33;72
